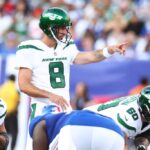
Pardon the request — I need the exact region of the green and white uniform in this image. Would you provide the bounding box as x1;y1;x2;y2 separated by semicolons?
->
0;99;7;125
16;40;79;118
86;95;150;138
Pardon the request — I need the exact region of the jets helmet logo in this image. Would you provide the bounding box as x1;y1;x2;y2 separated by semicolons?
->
43;13;63;20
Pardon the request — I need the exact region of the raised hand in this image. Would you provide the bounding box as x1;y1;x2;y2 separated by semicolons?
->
107;42;128;55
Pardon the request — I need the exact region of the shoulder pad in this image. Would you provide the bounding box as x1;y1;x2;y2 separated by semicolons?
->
17;40;44;51
63;40;75;49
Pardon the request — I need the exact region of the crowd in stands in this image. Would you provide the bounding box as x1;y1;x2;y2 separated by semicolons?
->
0;0;150;60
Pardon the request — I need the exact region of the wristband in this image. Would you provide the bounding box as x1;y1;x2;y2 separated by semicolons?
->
137;145;146;150
103;47;112;58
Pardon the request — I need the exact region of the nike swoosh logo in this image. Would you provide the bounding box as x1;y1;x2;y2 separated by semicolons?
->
125;115;128;121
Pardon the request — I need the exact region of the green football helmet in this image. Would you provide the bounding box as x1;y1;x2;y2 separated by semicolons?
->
39;7;72;44
138;86;150;122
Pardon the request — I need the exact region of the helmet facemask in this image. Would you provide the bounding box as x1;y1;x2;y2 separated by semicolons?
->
49;25;72;44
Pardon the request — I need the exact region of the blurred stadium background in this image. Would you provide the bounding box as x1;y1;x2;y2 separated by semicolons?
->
0;0;150;149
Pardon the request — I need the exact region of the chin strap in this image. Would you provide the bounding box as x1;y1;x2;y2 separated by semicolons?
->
49;27;71;47
49;27;62;44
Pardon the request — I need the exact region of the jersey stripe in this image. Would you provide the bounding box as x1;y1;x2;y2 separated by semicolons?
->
0;111;6;119
117;113;136;132
0;104;4;108
0;104;5;118
63;41;75;49
17;45;44;51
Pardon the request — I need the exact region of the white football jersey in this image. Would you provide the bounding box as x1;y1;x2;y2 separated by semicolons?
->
16;40;79;112
86;95;150;138
0;98;7;125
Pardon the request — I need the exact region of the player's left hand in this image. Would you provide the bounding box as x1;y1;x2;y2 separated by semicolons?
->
107;42;128;55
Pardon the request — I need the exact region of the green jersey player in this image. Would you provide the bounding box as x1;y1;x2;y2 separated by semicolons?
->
16;7;127;118
16;7;127;150
86;86;150;150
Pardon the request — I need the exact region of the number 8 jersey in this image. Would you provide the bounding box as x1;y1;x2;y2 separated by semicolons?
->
16;40;79;114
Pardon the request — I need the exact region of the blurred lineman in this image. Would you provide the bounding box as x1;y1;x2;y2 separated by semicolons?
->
29;110;125;150
86;86;150;150
0;74;20;150
0;99;9;150
15;7;127;149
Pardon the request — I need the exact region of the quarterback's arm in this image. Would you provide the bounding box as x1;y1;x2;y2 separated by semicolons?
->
18;68;51;98
73;43;127;64
18;67;69;110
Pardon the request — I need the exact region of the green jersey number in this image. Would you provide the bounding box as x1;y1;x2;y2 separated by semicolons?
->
49;62;65;88
127;107;138;120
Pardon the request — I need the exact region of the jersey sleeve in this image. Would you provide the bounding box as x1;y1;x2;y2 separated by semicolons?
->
15;43;34;70
65;40;79;64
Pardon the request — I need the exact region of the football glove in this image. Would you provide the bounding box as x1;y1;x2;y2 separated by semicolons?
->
137;145;146;150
